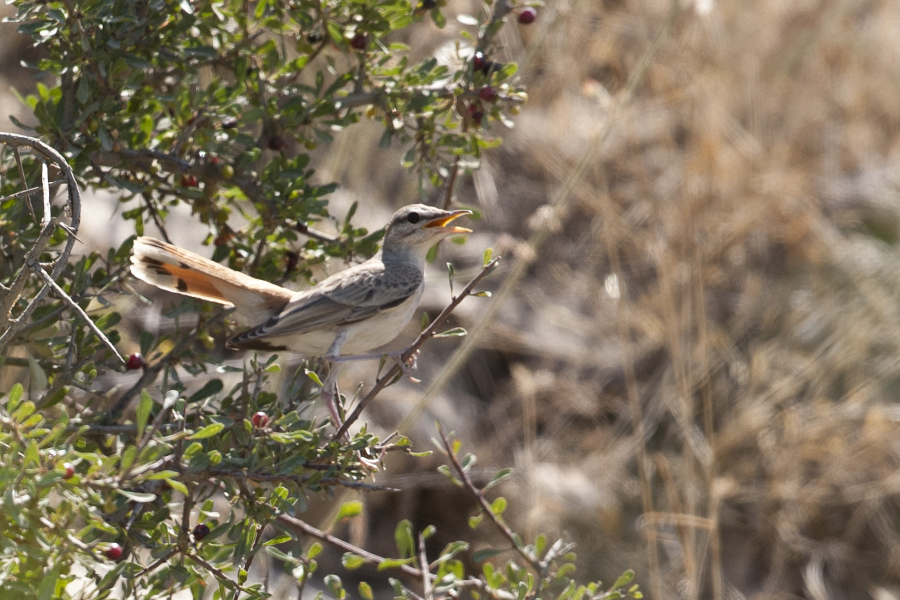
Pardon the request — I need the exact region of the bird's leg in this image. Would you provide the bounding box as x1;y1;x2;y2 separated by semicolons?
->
320;362;344;430
321;332;349;431
326;348;420;382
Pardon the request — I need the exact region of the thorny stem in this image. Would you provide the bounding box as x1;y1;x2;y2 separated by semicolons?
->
438;426;543;576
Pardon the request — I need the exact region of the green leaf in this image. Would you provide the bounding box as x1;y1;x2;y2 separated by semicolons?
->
472;548;506;563
612;570;635;589
120;445;137;473
377;557;415;571
394;519;415;559
490;497;507;515
341;553;369;570
358;581;373;600
166;478;188;495
483;247;493;266
483;468;513;492
305;369;323;386
24;441;40;467
434;327;467;338
188;379;223;403
115;488;157;503
36;564;61;600
146;470;180;480
26;350;47;390
188;422;225;439
4;383;24;411
337;501;363;520
136;390;152;441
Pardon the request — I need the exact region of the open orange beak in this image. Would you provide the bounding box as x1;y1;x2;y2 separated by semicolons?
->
424;209;472;234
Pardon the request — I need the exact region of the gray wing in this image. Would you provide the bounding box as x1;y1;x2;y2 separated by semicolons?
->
231;260;423;342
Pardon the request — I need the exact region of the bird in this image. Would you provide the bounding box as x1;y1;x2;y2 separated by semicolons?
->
130;204;472;425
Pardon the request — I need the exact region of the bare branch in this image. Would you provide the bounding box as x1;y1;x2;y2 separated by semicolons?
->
30;263;125;363
437;426;543;575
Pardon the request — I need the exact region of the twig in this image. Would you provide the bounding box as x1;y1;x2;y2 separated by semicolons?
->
40;161;51;228
196;468;397;492
419;530;432;600
12;146;37;224
437;426;543;575
188;553;258;595
332;257;500;440
30;263;125;362
0;179;66;203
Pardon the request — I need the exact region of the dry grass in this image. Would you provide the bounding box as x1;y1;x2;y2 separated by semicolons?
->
7;0;900;597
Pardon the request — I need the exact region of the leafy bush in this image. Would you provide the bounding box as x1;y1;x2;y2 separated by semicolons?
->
0;0;639;598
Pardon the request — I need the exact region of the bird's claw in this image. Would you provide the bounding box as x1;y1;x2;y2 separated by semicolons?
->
390;349;420;382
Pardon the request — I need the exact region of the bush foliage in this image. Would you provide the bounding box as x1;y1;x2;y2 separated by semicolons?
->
0;0;639;598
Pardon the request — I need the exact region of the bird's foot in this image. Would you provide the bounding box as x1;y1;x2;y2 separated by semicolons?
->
388;349;419;382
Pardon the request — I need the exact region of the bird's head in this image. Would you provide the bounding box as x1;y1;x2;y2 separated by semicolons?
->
382;204;472;260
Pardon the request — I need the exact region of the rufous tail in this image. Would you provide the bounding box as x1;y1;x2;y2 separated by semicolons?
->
130;237;292;321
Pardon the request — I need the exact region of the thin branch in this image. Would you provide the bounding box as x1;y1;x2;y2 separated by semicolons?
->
40;161;51;228
437;426;542;575
188;552;258;595
196;468;397;492
0;179;67;203
30;263;124;362
419;530;432;600
12;146;38;224
332;257;500;440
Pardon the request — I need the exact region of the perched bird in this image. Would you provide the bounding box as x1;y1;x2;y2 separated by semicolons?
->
130;204;472;425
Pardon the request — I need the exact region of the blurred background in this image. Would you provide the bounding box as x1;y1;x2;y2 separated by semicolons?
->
6;0;900;598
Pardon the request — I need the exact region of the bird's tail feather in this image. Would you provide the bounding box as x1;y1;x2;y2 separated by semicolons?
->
130;237;292;320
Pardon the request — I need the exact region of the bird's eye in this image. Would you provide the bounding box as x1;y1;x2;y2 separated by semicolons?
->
406;211;420;224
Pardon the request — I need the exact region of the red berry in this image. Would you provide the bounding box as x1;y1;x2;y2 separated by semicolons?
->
180;174;198;187
467;103;484;126
350;32;368;50
125;353;144;370
518;7;537;24
192;523;211;541
479;85;498;102
105;543;123;561
63;463;75;480
251;411;269;428
472;52;487;72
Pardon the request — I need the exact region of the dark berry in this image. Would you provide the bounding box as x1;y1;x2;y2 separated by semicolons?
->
105;543;123;561
251;411;269;428
467;103;484;126
479;85;498;102
221;116;238;129
417;0;437;9
350;32;368;51
518;7;537;24
63;463;75;480
192;523;211;541
125;353;144;370
472;52;487;72
267;135;285;151
306;30;323;44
